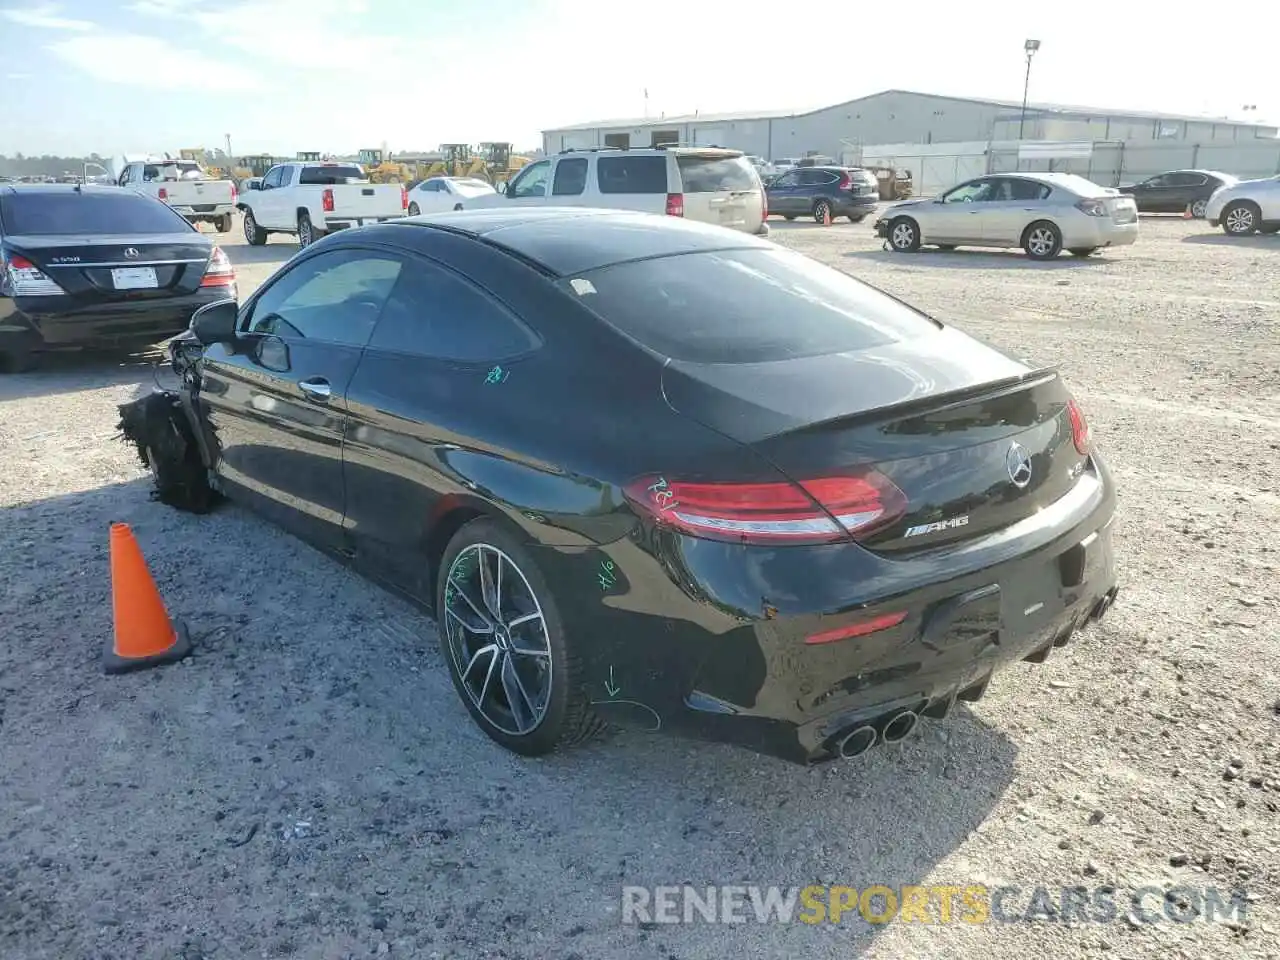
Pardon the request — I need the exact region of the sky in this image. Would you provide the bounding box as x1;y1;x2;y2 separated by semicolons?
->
0;0;1275;162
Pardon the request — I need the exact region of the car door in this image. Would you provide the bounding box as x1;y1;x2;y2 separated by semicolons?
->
341;249;543;596
550;156;588;207
1133;174;1175;212
414;178;443;213
1165;171;1207;210
254;165;287;228
767;169;801;215
980;177;1052;245
198;246;403;548
926;178;998;243
502;159;552;207
1258;177;1280;220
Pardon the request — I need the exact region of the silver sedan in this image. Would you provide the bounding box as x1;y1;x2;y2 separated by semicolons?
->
874;172;1139;260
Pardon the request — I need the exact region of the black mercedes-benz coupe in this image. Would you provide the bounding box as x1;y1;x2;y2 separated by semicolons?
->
0;183;236;372
119;208;1118;765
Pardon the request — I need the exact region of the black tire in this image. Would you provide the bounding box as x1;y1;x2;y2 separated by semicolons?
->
215;213;233;233
0;346;36;374
297;211;317;248
116;392;218;513
813;199;832;223
1190;198;1208;219
453;203;463;211
1068;247;1099;257
408;202;420;216
1022;220;1063;260
436;518;604;756
783;215;795;221
243;209;267;246
1223;202;1260;236
887;216;921;252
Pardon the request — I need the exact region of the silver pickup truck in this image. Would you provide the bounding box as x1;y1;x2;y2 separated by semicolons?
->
117;160;237;232
235;162;407;247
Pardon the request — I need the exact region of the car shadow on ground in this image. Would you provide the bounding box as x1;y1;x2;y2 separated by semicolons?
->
844;248;1110;270
1181;232;1280;248
221;241;297;267
0;347;171;404
0;477;1019;959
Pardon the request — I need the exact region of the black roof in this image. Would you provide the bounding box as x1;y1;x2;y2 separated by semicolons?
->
391;207;769;276
0;183;125;196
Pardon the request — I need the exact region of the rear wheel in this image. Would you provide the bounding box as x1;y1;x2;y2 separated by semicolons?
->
1223;202;1259;236
243;209;267;246
848;214;866;223
888;217;921;252
297;211;317;247
1068;247;1098;257
215;213;233;233
437;518;603;756
813;199;832;223
1190;198;1208;219
1022;221;1063;260
408;202;420;216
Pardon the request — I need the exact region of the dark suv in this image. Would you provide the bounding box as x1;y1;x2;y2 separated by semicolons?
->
766;166;880;223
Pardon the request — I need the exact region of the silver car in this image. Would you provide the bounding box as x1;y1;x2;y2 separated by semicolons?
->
874;172;1139;260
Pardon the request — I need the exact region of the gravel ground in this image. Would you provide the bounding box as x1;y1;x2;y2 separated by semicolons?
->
1;217;1277;960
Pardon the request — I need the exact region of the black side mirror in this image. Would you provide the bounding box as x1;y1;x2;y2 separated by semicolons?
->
191;298;239;345
247;179;262;191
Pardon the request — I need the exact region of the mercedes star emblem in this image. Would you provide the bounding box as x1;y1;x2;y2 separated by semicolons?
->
1006;442;1033;489
123;247;140;259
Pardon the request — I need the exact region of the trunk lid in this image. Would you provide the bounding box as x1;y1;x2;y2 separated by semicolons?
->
329;184;404;218
159;180;234;206
4;233;213;302
660;329;1086;552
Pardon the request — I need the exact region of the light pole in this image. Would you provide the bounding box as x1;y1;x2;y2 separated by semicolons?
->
1019;39;1041;140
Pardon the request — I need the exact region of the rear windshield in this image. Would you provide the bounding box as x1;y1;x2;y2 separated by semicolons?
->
676;155;758;193
0;191;192;235
597;156;668;194
562;247;939;364
299;165;367;185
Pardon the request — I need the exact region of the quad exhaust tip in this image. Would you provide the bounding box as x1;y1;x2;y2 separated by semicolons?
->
880;709;919;743
837;725;878;759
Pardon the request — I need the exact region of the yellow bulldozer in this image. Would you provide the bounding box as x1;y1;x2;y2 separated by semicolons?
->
415;143;531;186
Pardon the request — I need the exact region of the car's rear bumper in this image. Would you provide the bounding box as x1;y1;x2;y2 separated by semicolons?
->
833;194;880;216
541;456;1118;765
0;285;234;352
323;215;404;231
1065;218;1139;248
171;204;235;218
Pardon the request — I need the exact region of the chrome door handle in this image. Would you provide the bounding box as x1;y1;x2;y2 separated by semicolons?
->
298;377;331;402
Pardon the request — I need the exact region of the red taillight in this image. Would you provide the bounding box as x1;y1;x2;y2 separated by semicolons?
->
665;193;684;217
230;183;238;205
200;245;236;288
158;187;168;202
322;188;335;213
806;611;909;646
400;186;408;210
623;471;907;545
8;254;35;270
1067;398;1092;455
762;191;768;220
837;172;852;191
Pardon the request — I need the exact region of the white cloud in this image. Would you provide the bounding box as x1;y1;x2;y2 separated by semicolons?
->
6;72;33;80
124;0;187;15
0;3;94;30
47;34;260;90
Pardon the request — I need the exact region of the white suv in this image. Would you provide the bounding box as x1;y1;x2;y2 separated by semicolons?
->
473;147;768;235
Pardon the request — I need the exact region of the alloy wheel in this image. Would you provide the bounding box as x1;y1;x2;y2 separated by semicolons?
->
1225;206;1254;234
442;543;553;736
1027;227;1057;257
1191;199;1207;218
299;218;313;246
243;213;256;243
891;221;914;249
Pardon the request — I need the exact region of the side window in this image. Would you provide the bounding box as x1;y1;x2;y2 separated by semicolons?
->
943;179;996;203
772;171;800;188
1006;178;1051;201
596;156;668;194
242;249;402;346
1168;172;1205;187
118;167;132;186
1143;174;1169;188
426;180;443;192
552;157;588;196
508;160;551;199
262;166;283;190
278;166;295;187
368;257;540;362
143;165;160;182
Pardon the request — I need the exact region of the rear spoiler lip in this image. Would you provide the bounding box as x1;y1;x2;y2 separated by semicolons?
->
766;365;1062;442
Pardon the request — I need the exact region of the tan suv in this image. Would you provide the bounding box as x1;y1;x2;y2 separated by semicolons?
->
470;146;769;235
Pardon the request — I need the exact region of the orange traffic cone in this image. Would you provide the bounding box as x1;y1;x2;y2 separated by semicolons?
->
103;522;191;674
822;204;832;226
1182;204;1194;220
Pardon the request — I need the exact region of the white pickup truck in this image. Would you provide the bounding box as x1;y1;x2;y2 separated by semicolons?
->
236;162;407;247
117;160;237;232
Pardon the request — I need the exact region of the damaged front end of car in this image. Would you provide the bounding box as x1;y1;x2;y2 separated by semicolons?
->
116;330;218;514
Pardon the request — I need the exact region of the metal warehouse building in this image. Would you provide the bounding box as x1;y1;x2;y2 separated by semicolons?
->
542;89;1277;162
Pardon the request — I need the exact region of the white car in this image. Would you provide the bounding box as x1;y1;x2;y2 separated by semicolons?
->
1205;175;1280;236
874;172;1139;260
465;147;768;236
406;176;497;215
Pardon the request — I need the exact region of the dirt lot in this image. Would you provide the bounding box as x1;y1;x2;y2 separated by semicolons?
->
1;217;1277;960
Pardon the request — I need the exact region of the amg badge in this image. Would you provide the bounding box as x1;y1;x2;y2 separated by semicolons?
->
903;515;970;538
